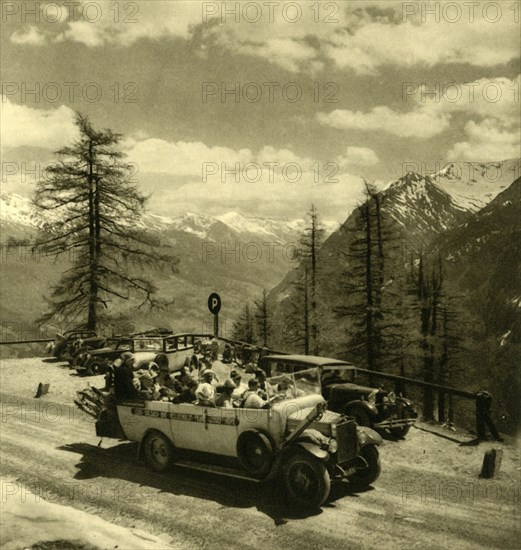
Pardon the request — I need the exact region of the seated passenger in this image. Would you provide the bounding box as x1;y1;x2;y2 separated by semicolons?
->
172;379;198;403
215;379;236;408
136;368;160;400
175;365;195;389
241;379;270;409
230;370;247;400
277;378;304;399
156;368;178;400
196;370;216;406
254;369;274;400
113;352;139;400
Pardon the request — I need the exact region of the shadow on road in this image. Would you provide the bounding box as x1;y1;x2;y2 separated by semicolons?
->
58;441;370;525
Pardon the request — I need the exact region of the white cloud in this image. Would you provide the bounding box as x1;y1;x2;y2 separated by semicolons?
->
416;76;521;127
12;2;519;78
324;16;520;75
10;26;46;45
317;106;451;139
147;171;366;222
125;139;253;177
237;38;319;73
126;137;366;220
60;21;105;47
447;120;521;162
207;2;520;75
54;1;202;46
337;146;379;167
1;98;78;150
318;75;520;144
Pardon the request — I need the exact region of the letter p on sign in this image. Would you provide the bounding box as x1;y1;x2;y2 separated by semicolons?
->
208;293;221;315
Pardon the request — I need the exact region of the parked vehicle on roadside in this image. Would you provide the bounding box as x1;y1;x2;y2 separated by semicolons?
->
47;329;98;361
259;355;418;439
73;337;133;375
93;366;383;509
75;333;199;376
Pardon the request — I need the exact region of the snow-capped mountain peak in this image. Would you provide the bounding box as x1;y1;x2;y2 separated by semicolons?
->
0;192;335;244
381;171;469;237
431;158;520;212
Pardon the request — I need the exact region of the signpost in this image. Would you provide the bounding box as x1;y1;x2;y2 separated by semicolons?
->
208;293;221;337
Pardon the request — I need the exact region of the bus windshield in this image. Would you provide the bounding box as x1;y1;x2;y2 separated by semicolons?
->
266;367;322;401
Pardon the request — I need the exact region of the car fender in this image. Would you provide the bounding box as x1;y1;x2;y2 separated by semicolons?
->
344;399;378;417
295;441;329;460
356;426;383;447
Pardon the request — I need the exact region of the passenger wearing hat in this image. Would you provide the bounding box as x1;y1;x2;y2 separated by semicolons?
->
254;369;273;400
173;379;198;404
241;379;270;409
215;379;236;408
199;368;219;387
195;370;216;406
136;366;160;400
156;363;178;398
230;370;247;400
113;352;139;400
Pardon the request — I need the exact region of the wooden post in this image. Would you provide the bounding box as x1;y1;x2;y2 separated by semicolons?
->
479;449;503;478
214;312;219;337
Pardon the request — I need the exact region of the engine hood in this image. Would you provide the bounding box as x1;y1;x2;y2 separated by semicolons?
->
133;351;159;367
329;382;379;395
88;346;121;356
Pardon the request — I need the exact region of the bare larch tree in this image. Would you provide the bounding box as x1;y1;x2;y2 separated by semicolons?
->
33;113;178;330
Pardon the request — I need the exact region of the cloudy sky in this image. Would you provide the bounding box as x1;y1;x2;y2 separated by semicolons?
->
1;0;519;221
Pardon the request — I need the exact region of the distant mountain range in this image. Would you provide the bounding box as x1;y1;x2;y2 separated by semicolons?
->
1;158;518;343
264;157;520;432
431;159;519;211
267;158;520;354
0;192;338;337
0;192;338;244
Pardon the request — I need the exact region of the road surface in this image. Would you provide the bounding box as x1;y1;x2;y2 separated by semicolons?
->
0;357;519;549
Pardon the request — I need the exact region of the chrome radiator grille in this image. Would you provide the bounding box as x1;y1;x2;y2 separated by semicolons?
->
336;418;358;464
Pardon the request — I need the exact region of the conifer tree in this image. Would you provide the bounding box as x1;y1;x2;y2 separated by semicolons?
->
33;113;178;330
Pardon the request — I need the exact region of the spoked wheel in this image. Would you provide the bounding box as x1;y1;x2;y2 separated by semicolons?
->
348;445;381;488
283;451;331;509
236;431;273;479
143;431;176;473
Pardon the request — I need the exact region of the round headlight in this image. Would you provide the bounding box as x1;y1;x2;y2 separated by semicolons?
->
329;439;338;453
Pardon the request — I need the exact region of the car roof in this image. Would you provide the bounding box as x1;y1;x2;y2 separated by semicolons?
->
261;354;355;368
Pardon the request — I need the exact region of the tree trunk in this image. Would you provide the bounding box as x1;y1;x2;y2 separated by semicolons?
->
87;141;97;331
304;266;309;355
364;202;374;376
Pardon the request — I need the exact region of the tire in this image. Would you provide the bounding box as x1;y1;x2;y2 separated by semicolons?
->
390;424;411;438
389;407;413;438
348;445;381;488
344;406;372;427
236;431;274;479
283;451;331;509
89;362;103;376
56;346;68;361
143;431;176;473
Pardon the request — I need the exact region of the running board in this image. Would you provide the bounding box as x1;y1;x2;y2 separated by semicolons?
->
172;459;262;483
